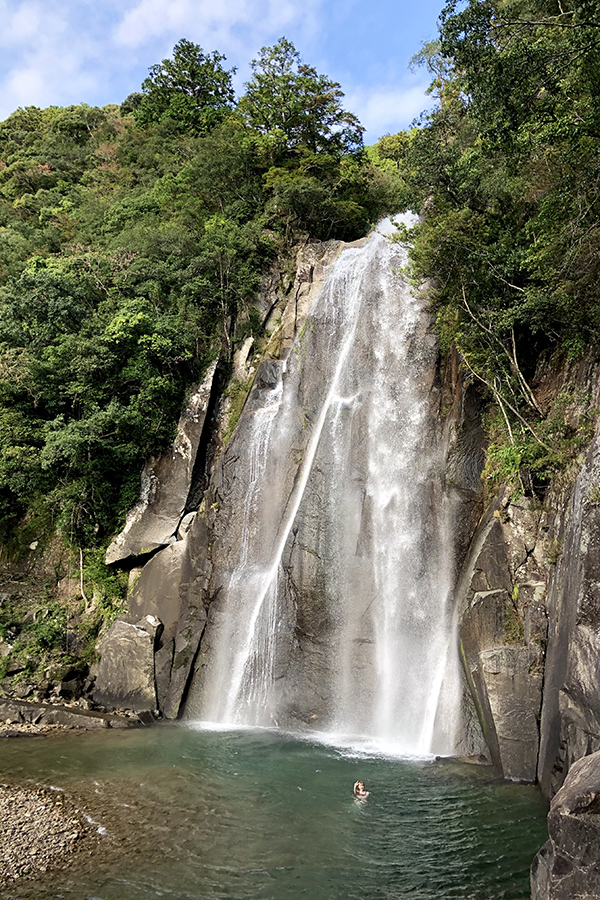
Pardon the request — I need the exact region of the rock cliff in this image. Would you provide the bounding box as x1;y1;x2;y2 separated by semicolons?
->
531;749;600;899
452;353;600;794
94;231;600;895
95;238;345;719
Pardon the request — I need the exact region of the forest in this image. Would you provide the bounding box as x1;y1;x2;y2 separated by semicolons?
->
0;36;397;556
0;0;599;676
398;0;600;491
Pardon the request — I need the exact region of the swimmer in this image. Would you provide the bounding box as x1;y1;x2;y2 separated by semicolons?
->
353;780;370;799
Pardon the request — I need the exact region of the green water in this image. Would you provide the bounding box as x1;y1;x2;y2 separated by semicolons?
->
0;725;548;900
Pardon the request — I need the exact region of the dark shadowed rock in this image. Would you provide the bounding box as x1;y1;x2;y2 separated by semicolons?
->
440;346;486;566
106;361;218;566
538;422;600;796
480;645;543;781
92;616;161;712
531;749;600;899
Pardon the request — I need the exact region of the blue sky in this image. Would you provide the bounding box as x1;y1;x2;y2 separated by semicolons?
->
0;0;444;141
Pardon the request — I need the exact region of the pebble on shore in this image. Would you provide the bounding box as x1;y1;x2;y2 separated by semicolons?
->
0;720;74;738
0;783;99;883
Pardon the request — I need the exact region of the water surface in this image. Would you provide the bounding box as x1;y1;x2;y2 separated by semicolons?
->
0;726;547;900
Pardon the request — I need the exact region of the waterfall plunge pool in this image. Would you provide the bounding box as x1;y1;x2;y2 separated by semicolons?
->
1;725;547;900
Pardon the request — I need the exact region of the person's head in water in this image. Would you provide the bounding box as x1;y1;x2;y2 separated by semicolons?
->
353;780;369;798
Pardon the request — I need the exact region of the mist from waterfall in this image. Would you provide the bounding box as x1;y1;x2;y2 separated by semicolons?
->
191;218;461;756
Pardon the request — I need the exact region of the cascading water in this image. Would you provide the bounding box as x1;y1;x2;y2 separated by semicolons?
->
190;218;461;755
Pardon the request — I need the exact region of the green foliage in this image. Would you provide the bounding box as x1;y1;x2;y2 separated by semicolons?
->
0;39;391;549
223;377;254;445
0;595;67;672
394;0;600;492
27;602;68;651
0;542;128;691
546;537;563;566
589;485;600;505
135;39;235;134
238;37;364;157
504;600;525;644
82;547;128;607
482;390;595;500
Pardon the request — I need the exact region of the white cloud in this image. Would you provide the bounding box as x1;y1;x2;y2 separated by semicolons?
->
114;0;196;47
5;66;49;108
347;82;433;139
8;2;43;42
0;0;430;136
113;0;321;53
0;0;328;120
0;1;110;118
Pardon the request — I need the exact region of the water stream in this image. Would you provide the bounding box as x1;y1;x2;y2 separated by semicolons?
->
191;219;460;755
0;222;550;900
0;727;548;900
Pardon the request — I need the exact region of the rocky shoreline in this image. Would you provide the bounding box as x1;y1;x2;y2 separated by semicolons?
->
0;699;142;887
0;696;144;732
0;782;100;884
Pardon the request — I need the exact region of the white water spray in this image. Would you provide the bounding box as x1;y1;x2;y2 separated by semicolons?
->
193;219;461;754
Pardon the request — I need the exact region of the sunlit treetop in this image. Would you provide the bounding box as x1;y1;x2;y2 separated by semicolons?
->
238;37;365;157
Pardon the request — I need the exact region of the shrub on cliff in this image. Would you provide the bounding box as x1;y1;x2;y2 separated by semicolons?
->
386;0;600;490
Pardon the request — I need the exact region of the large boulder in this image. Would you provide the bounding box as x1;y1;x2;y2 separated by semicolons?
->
480;645;544;781
126;512;211;720
92;616;161;712
106;361;218;566
531;749;600;899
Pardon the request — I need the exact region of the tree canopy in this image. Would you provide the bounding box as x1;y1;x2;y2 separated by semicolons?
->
0;40;395;548
134;39;236;133
238;37;364;156
386;0;600;490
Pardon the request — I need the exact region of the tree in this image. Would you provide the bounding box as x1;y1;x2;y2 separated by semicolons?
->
439;0;600;144
409;40;459;110
135;39;235;133
238;37;364;156
0;44;391;544
376;131;411;169
394;0;600;492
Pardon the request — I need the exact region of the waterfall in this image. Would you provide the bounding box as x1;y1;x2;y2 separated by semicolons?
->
190;218;461;756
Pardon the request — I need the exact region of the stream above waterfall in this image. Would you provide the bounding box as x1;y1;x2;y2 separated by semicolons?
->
1;726;547;900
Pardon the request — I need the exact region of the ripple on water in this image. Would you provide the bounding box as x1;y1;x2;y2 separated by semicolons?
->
0;725;548;900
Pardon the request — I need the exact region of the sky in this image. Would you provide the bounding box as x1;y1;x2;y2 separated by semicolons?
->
0;0;445;142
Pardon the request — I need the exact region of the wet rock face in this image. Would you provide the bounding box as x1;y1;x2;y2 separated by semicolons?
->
531;749;600;899
457;500;548;780
184;230;471;749
440;346;486;567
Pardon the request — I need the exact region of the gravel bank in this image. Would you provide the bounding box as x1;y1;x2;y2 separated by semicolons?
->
0;721;71;738
0;783;100;883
